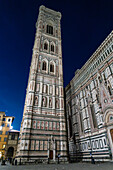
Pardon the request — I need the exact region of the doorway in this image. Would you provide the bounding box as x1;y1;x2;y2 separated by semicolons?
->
110;129;113;142
7;147;14;158
49;150;53;159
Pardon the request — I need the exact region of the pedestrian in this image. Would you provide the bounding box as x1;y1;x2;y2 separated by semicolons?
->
90;152;95;164
15;159;17;165
58;153;60;164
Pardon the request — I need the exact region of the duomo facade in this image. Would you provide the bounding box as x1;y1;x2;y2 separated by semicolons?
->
65;31;113;162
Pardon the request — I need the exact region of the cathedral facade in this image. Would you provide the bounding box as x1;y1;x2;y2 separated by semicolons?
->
16;6;67;163
65;31;113;162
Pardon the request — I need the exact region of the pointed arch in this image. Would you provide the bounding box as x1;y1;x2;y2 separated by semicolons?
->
43;39;49;51
42;58;48;73
42;61;47;71
50;63;54;72
44;42;48;50
42;96;47;107
51;44;54;52
50;41;55;52
56;99;59;109
49;60;55;74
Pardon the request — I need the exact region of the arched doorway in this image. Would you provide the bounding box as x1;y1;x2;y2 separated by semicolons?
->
110;129;113;142
49;150;53;159
104;109;113;159
7;147;14;163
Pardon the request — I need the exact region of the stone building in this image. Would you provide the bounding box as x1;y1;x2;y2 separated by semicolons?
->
0;112;14;160
5;130;19;162
16;5;68;163
65;31;113;162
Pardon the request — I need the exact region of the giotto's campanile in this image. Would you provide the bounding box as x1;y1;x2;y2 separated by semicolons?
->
16;5;68;163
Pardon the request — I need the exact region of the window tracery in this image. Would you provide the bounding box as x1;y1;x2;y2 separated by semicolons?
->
42;97;47;107
46;25;53;35
44;42;48;50
51;44;54;52
50;63;54;73
42;61;47;71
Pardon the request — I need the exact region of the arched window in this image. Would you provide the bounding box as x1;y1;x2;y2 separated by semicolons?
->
56;99;59;109
42;61;47;71
43;84;48;93
46;25;53;35
108;86;112;95
35;96;38;105
42;97;47;107
51;44;54;52
96;94;99;103
98;76;101;83
90;104;97;128
50;64;54;73
44;42;48;50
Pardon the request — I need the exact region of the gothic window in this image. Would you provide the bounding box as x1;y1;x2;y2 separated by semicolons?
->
44;42;48;50
42;97;47;107
50;63;54;73
56;99;59;109
42;61;47;71
51;44;54;52
105;52;107;57
43;84;48;93
96;94;99;103
98;76;102;83
90;104;97;128
110;47;112;52
103;73;107;85
35;96;38;105
49;98;52;108
108;86;112;96
107;50;110;55
46;25;53;35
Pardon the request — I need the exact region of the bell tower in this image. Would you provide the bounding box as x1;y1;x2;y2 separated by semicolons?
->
16;5;68;163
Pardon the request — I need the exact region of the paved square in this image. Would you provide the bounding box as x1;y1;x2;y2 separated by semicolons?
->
0;162;113;170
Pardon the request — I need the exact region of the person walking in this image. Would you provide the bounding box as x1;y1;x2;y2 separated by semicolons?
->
90;152;95;164
58;153;60;164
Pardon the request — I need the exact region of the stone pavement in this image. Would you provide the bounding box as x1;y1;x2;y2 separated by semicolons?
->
0;162;113;170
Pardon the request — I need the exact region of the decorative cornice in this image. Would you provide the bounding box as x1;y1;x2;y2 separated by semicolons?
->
39;5;61;19
65;31;113;92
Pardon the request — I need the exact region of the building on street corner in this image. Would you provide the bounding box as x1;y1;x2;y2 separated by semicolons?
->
0;112;14;160
5;129;19;162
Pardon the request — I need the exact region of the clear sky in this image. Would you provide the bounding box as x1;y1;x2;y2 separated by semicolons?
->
0;0;113;130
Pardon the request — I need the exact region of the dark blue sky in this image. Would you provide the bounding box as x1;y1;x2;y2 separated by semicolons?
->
0;0;113;130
